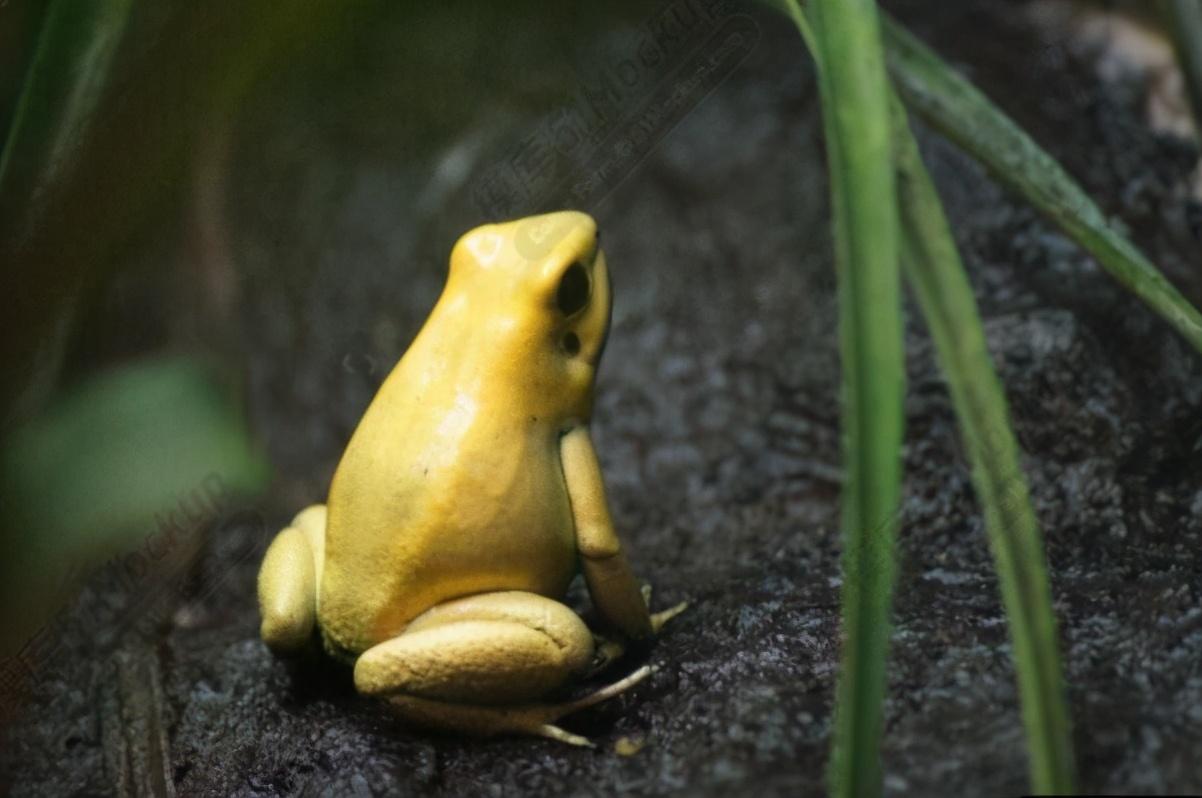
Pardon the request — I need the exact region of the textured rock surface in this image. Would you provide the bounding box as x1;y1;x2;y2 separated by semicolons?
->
3;1;1200;795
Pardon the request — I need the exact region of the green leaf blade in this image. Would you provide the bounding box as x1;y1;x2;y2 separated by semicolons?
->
805;1;906;796
882;14;1202;355
891;96;1076;795
1159;0;1202;137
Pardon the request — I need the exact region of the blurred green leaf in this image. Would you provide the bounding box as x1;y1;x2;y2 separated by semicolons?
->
882;13;1202;355
801;1;906;796
891;94;1076;795
0;357;270;654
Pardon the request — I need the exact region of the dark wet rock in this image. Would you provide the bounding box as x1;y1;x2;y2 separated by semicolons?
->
2;0;1201;795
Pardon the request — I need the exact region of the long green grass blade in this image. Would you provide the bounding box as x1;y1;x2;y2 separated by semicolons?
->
1160;0;1202;137
0;0;135;250
890;95;1077;795
882;14;1202;355
804;1;906;796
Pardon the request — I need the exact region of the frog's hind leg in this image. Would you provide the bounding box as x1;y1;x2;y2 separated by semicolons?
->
353;591;654;746
257;505;326;655
385;664;656;747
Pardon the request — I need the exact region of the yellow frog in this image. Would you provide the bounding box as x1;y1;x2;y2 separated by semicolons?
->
257;211;684;746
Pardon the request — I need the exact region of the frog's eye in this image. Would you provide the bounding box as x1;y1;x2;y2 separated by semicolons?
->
556;262;590;317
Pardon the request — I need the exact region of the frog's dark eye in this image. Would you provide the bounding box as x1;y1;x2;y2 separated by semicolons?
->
556;262;590;316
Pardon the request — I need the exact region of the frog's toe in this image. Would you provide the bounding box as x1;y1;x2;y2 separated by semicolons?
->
638;584;687;634
650;601;688;634
536;725;594;747
546;663;657;717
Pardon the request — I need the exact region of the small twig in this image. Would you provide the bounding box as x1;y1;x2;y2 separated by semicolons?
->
100;648;176;798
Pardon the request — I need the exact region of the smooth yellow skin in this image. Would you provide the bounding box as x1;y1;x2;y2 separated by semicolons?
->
257;211;684;746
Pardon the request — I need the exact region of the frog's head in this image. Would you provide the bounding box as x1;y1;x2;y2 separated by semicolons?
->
444;210;611;417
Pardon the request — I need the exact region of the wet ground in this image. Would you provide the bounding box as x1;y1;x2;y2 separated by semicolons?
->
2;0;1201;795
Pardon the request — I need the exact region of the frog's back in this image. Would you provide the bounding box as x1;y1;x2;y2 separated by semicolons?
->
316;339;578;657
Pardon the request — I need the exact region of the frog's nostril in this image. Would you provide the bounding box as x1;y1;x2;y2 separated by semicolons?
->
562;332;581;356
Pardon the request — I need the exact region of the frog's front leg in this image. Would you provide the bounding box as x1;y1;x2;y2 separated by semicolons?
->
560;426;687;668
353;591;654;746
257;505;326;655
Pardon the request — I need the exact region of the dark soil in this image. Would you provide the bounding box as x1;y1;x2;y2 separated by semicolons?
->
3;1;1200;795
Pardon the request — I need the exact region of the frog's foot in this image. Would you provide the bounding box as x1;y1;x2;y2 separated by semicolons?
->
385;665;656;747
651;601;689;634
585;590;687;678
354;591;655;745
257;505;327;656
642;584;689;634
586;634;627;678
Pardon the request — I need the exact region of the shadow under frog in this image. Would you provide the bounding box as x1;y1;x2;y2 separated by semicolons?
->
257;211;685;746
